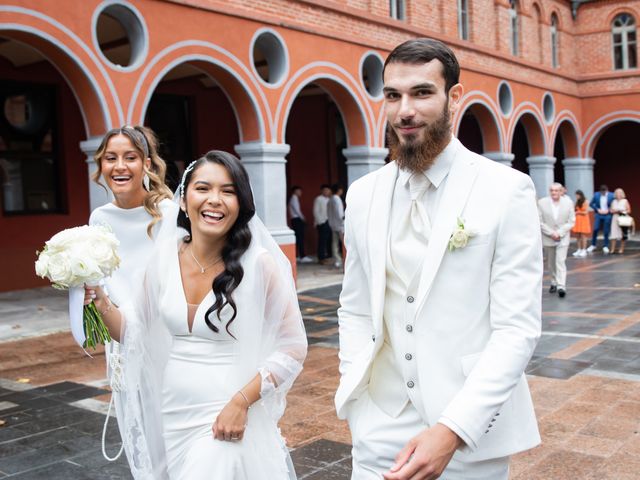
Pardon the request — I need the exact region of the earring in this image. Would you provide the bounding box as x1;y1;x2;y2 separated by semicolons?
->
143;173;150;190
183;209;189;219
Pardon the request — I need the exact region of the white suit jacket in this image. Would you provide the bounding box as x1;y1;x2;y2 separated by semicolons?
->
537;196;575;247
335;139;542;462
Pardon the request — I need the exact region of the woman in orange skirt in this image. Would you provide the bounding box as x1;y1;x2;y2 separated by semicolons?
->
572;190;591;257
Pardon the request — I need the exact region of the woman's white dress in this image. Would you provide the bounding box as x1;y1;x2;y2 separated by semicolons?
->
119;219;307;480
610;198;630;240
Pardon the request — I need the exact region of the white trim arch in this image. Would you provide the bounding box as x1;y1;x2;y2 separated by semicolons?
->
276;62;373;146
456;96;505;153
0;6;124;126
508;103;548;155
0;23;112;135
127;40;272;141
583;112;640;158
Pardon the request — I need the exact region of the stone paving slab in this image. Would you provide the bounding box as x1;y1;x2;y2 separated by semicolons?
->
0;248;639;478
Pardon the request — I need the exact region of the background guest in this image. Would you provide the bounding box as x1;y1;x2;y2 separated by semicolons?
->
587;184;614;255
571;190;591;258
288;185;313;263
313;184;333;264
327;183;344;268
538;183;575;298
610;188;632;254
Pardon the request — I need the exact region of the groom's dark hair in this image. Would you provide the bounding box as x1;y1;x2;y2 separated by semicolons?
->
383;38;460;94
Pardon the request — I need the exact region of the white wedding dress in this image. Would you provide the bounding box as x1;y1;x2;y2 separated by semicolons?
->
118;218;307;480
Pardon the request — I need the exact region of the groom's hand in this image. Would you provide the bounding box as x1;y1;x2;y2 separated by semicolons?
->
382;423;462;480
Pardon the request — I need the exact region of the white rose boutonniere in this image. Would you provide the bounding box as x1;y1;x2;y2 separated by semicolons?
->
448;217;475;251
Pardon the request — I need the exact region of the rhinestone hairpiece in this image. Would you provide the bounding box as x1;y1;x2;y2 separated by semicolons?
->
179;160;199;200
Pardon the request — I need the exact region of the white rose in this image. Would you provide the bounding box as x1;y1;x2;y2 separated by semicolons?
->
35;253;50;278
47;252;73;287
450;229;470;249
69;256;103;285
89;240;120;275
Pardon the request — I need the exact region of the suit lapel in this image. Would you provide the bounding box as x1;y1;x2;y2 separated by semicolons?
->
415;143;480;317
367;162;398;335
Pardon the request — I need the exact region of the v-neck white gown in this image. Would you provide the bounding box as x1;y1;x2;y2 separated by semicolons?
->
158;243;293;480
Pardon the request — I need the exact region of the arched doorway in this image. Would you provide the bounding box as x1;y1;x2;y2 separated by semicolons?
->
143;63;240;191
0;35;94;290
552;119;579;189
592;121;640;207
281;74;369;260
510;112;545;174
456;101;502;156
284;83;349;259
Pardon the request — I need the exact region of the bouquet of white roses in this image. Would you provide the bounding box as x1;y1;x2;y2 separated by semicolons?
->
35;225;120;350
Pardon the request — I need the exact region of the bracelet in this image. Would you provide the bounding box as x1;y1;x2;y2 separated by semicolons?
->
99;298;113;316
237;390;251;408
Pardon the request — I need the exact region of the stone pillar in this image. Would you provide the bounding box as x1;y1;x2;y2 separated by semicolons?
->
483;151;514;167
526;155;556;199
80;136;111;212
342;146;388;186
562;157;595;201
234;142;295;245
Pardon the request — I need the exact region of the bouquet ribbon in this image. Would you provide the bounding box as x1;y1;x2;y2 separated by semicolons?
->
69;286;86;347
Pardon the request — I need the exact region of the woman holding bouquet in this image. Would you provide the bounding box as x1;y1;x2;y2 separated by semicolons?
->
89;125;178;308
85;150;307;479
88;125;178;471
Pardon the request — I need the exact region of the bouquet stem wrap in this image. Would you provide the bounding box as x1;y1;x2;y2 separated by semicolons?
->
69;287;112;349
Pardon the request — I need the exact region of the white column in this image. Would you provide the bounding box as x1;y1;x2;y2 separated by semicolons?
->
563;157;595;201
234;142;295;245
342;146;388;186
483;151;514;167
526;155;556;199
79;136;111;212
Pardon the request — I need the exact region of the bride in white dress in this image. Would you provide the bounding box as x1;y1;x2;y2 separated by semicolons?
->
85;150;307;479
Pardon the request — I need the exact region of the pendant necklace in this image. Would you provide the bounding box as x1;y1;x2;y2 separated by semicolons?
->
189;246;223;274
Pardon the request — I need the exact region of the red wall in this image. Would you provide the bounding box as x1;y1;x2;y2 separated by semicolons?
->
0;57;89;291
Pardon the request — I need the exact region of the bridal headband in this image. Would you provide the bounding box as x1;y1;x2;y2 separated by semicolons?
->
179;160;199;200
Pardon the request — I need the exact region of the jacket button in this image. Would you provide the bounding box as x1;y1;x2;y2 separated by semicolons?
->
372;335;376;342
407;381;415;388
407;296;415;303
405;353;412;361
406;325;413;332
485;430;490;434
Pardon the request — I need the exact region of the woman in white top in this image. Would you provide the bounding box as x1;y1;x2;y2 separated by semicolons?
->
88;125;178;470
89;125;177;305
85;151;307;479
610;187;631;254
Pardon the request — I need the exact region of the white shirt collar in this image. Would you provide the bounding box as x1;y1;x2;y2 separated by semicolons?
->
398;136;458;190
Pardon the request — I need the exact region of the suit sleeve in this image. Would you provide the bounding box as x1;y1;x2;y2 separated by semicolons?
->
337;188;374;380
589;195;597;211
557;199;576;237
537;200;554;237
439;175;542;450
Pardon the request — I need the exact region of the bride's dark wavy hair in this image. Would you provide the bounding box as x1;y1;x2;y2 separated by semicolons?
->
177;150;255;336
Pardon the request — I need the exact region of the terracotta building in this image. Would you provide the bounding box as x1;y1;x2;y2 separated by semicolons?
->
1;0;638;291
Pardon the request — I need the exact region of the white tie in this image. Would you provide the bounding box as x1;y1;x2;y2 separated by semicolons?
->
389;173;431;286
409;173;431;239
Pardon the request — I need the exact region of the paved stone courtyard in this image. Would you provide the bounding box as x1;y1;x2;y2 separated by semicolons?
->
1;247;639;479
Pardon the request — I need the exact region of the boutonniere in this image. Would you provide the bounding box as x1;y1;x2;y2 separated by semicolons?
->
448;217;475;251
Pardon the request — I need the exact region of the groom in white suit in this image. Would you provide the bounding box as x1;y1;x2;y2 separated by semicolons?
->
336;39;542;479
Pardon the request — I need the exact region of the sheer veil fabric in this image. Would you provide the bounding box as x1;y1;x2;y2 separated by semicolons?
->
115;214;307;479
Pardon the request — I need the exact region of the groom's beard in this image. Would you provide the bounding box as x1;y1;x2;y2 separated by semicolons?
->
387;104;452;172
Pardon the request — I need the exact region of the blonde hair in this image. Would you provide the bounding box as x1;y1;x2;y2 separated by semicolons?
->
614;188;626;199
92;126;173;237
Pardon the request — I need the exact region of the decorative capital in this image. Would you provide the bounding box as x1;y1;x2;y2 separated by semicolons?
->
234;142;290;163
